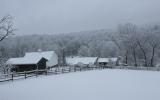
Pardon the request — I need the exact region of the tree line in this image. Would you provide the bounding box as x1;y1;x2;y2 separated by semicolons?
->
0;15;160;68
112;23;160;67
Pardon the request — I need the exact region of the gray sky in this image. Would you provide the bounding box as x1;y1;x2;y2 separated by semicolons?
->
0;0;160;35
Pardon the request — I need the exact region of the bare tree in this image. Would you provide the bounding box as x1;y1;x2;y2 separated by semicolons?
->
112;23;138;66
130;41;138;66
137;39;148;66
136;30;150;67
0;15;15;74
148;33;160;67
0;15;15;42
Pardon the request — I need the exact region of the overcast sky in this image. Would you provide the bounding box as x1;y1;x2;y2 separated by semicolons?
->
0;0;160;35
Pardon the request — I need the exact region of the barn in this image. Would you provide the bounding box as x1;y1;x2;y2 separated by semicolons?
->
24;51;58;68
7;56;48;72
97;57;119;67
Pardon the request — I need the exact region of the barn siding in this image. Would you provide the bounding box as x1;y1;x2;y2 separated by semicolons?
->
37;58;47;69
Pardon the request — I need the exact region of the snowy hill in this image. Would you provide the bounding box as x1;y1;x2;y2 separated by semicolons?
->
0;69;160;100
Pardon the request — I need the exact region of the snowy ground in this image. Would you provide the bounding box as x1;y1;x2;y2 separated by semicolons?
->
0;69;160;100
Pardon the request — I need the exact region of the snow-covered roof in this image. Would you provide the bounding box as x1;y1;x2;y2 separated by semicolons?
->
66;57;98;65
98;58;118;63
7;56;46;65
25;51;56;60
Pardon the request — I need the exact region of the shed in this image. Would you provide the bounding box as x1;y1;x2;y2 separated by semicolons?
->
97;57;118;67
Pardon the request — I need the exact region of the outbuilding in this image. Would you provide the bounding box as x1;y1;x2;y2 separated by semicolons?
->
97;57;119;67
66;56;98;67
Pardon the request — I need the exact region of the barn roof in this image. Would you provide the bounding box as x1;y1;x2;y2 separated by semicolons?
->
66;57;98;65
98;58;118;63
25;51;56;60
7;56;47;65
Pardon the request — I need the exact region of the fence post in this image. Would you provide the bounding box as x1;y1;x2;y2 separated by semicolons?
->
80;67;81;71
55;68;57;74
11;73;13;81
62;68;64;73
45;69;47;75
74;67;76;72
25;71;27;79
36;70;38;77
69;67;71;72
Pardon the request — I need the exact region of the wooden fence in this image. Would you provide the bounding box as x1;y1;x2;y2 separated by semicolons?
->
0;66;101;82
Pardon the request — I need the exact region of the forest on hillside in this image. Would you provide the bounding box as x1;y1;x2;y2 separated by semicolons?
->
1;23;160;67
0;29;119;58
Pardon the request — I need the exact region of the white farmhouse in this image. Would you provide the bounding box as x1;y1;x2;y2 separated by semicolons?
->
24;51;58;68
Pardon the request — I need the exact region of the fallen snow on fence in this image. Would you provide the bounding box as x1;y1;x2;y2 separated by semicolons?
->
0;69;160;100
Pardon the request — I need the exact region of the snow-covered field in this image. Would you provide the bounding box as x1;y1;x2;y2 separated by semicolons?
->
0;69;160;100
